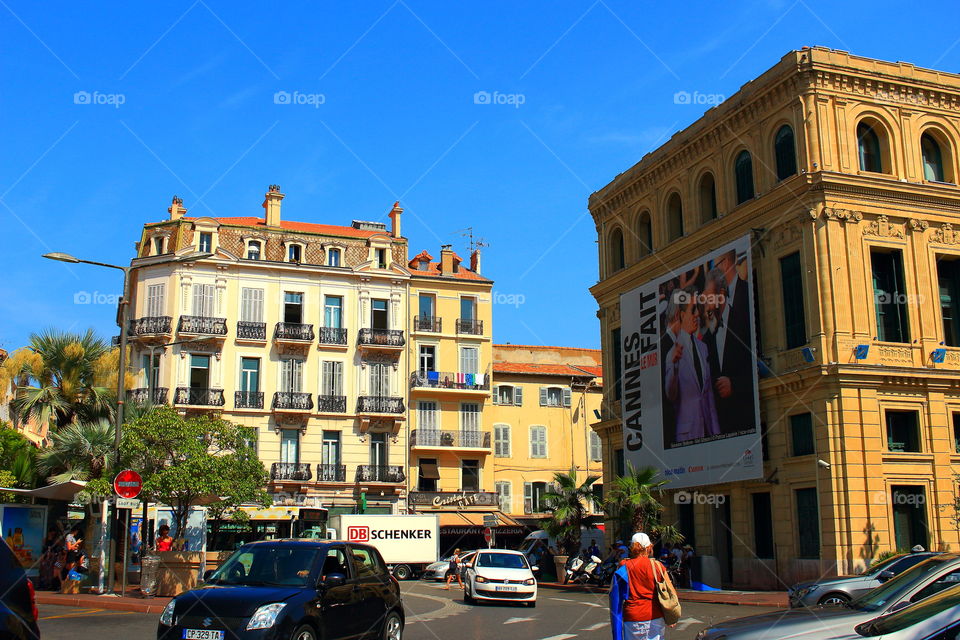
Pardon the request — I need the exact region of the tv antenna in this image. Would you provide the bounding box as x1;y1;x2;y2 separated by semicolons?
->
455;227;489;253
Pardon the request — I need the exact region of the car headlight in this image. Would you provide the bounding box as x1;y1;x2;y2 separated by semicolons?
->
523;578;536;585
159;599;177;626
475;576;488;583
246;603;287;630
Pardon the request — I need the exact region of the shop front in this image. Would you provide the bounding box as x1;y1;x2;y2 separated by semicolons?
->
408;491;529;555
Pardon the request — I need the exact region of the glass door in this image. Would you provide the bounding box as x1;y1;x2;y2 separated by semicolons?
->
280;429;299;464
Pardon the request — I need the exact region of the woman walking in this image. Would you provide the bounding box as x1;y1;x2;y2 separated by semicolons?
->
444;548;463;590
609;532;678;640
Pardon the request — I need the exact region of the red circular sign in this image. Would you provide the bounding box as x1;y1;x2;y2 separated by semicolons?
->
483;527;492;544
113;469;143;499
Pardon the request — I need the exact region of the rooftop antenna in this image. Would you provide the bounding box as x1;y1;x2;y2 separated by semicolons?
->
455;226;490;253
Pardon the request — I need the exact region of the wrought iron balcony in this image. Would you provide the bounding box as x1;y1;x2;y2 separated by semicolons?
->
413;315;441;332
174;387;225;407
411;429;491;449
235;391;264;409
316;464;347;482
357;328;405;347
456;318;483;335
316;395;347;413
273;391;314;411
356;465;406;483
410;371;489;391
319;327;348;345
130;316;172;336
275;322;315;341
270;462;313;482
237;321;266;340
178;316;228;335
357;396;405;414
128;387;168;405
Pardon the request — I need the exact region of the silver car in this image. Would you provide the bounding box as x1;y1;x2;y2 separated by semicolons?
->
696;554;960;640
790;552;940;607
830;583;960;639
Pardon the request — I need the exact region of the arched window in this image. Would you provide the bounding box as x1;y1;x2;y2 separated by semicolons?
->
328;248;341;267
734;151;754;204
698;173;717;223
609;228;625;272
921;132;947;182
774;125;797;181
857;122;884;173
246;240;261;260
637;212;653;257
666;193;683;241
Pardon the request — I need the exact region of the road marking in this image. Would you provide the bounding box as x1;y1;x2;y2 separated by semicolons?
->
549;596;603;608
581;622;609;630
539;635;577;640
674;617;704;630
504;616;536;624
40;609;135;620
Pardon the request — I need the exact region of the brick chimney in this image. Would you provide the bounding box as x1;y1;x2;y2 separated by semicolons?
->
470;248;481;274
263;184;284;227
168;195;186;220
389;201;403;238
440;245;455;275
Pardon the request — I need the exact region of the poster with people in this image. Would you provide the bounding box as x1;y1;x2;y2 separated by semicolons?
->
619;235;762;489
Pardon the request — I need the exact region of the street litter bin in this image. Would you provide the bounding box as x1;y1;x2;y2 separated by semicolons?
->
140;555;160;597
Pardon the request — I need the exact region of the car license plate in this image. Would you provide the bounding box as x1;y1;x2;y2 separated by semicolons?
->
495;585;518;592
183;630;224;640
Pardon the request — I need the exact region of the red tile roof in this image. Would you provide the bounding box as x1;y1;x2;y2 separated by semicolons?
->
408;261;490;282
492;362;602;377
176;217;384;238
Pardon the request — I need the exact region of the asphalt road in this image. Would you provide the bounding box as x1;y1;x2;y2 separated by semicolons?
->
38;581;779;640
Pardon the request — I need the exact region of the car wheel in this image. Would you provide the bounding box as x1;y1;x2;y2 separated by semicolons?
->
381;610;403;640
464;584;474;604
291;624;317;640
818;593;850;606
394;565;411;580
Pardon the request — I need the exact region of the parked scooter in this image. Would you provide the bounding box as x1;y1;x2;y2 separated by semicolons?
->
591;557;618;586
570;552;602;584
563;554;584;584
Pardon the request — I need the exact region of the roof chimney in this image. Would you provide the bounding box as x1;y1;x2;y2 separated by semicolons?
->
470;248;481;275
389;201;403;238
168;195;186;220
263;184;284;227
440;245;455;275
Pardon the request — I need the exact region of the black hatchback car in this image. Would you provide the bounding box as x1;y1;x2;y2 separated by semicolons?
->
157;540;403;640
0;536;39;639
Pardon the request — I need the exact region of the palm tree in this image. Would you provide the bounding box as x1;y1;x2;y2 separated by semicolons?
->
5;329;117;430
36;419;115;484
542;468;601;557
606;464;684;545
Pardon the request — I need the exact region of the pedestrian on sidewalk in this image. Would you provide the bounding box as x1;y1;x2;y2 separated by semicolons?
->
444;549;463;590
155;525;174;552
609;532;678;640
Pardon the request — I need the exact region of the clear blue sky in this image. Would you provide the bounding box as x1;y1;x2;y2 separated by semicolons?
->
2;0;958;353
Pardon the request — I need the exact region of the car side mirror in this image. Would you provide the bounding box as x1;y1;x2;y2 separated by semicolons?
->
531;566;539;572
321;573;347;589
202;569;215;582
878;570;895;582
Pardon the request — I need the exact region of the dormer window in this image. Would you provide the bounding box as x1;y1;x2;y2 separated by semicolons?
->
419;259;429;270
199;232;212;253
376;248;387;269
153;236;164;255
288;244;302;263
328;248;341;267
247;241;261;260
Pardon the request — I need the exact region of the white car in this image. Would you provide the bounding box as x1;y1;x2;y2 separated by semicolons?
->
463;549;537;607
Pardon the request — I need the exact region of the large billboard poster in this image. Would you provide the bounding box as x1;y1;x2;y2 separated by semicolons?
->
619;235;762;489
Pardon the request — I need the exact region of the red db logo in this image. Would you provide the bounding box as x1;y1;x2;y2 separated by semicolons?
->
347;526;370;542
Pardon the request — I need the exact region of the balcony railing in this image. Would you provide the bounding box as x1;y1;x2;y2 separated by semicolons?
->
319;327;348;345
178;316;228;335
358;328;405;347
316;395;347;413
410;371;489;391
316;464;347;482
357;396;405;414
174;387;225;406
130;316;172;335
413;315;441;332
271;462;313;482
235;391;264;409
237;321;266;340
456;318;483;335
411;429;491;448
356;465;406;483
273;392;314;411
128;387;168;405
275;322;315;341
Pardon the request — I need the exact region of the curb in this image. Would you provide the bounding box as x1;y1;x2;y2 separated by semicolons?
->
37;592;170;614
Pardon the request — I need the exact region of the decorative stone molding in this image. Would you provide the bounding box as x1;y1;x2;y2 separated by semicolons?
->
771;222;803;248
862;215;904;239
909;219;929;233
822;207;862;223
931;223;960;245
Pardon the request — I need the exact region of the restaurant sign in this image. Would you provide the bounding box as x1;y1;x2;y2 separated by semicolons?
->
409;491;498;508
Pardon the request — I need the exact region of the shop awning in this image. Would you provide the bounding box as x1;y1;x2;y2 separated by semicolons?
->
437;511;529;528
419;462;440;480
0;480;87;501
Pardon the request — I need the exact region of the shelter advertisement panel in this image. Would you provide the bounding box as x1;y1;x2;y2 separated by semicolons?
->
619;235;762;489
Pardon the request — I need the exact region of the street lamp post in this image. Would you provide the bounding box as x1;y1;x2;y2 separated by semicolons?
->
43;250;212;594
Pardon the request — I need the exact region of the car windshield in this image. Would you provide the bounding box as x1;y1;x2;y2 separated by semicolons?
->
847;556;953;613
209;545;320;587
860;554;904;576
856;583;960;636
476;553;528;570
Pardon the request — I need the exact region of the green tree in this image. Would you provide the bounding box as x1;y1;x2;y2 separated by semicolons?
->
541;468;601;557
0;421;37;489
121;406;270;538
606;464;684;545
35;419;115;484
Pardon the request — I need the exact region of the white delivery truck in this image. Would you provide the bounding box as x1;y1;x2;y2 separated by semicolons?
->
518;528;606;565
325;514;439;580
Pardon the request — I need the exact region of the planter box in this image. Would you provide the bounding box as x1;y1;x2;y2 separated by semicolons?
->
156;551;204;597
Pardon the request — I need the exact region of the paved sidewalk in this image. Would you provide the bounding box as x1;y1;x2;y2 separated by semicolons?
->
37;589;171;614
537;582;788;608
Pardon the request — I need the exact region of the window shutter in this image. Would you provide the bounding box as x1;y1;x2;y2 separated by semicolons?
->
539;387;548;406
524;482;533;514
563;387;572;408
147;284;165;317
321;361;332;396
492;386;500;405
333;362;343;396
514;386;523;406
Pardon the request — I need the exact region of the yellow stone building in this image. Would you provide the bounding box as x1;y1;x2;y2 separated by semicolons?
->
590;47;960;589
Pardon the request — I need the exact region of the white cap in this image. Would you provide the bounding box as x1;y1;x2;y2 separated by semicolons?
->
631;532;651;547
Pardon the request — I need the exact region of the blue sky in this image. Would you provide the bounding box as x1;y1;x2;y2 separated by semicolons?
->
1;0;958;352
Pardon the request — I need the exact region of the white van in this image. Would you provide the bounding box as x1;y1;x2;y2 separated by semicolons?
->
518;529;605;564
